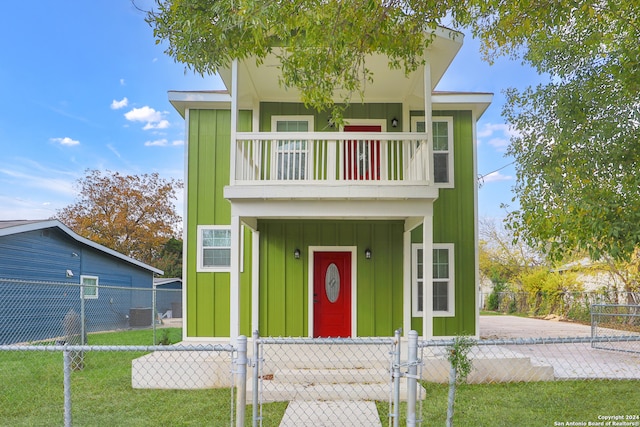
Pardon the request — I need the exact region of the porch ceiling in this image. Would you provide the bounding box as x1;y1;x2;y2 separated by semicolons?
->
217;28;462;109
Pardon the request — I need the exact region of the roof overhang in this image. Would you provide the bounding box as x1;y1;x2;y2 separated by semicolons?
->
217;26;463;110
432;92;494;119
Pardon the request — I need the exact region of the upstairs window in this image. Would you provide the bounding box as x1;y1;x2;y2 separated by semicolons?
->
412;117;454;187
272;116;314;180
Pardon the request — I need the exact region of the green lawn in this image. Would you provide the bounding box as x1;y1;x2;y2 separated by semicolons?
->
0;328;286;426
1;328;637;426
377;380;640;426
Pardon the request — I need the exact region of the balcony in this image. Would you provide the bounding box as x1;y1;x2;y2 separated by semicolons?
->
230;132;434;200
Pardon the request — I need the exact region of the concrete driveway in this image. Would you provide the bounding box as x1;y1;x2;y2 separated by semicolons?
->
478;315;640;379
480;315;592;339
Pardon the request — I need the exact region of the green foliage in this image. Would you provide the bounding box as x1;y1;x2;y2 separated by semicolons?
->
154;237;183;278
447;336;474;384
459;1;640;263
486;282;505;311
516;267;581;316
146;0;459;121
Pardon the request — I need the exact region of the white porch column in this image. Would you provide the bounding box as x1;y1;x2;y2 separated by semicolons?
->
403;229;412;337
424;57;433;182
251;230;260;333
229;59;238;186
230;215;241;343
422;215;434;340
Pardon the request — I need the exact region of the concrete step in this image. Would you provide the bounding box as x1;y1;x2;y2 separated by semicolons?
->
271;367;390;385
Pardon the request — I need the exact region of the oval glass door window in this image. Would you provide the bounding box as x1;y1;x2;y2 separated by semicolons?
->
325;263;340;303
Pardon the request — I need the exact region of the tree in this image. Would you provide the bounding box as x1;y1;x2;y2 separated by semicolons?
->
145;0;457;121
153;237;183;278
145;0;640;262
457;1;640;263
56;169;183;269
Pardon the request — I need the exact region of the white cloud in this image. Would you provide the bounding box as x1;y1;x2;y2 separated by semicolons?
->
477;122;519;152
482;171;512;184
143;119;170;130
145;138;184;147
120;78;125;86
487;137;510;150
124;106;170;130
50;137;80;146
110;97;128;110
145;139;169;147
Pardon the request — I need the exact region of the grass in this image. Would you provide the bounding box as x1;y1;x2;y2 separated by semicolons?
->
2;328;638;426
376;380;640;426
0;328;287;426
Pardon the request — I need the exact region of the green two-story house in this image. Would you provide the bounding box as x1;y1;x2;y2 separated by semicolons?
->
169;26;492;342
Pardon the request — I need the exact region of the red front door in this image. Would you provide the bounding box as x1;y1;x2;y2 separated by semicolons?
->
344;125;381;180
313;251;352;337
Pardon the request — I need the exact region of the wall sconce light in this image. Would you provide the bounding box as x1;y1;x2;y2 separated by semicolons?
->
365;248;372;259
294;248;301;259
391;117;399;128
66;269;74;278
327;118;335;128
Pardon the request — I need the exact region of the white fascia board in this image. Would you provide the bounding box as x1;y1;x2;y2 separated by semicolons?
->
168;91;232;117
432;92;494;119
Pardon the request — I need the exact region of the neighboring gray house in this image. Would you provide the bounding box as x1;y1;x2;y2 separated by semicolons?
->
0;219;163;344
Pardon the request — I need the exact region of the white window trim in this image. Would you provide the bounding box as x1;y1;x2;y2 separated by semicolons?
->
271;115;314;180
197;225;232;272
411;116;454;188
412;243;455;317
81;275;99;300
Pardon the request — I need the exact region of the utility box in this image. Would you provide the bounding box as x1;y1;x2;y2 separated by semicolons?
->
129;307;152;327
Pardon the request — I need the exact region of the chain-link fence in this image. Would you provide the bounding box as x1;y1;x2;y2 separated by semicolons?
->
591;304;640;354
0;278;181;346
3;295;640;426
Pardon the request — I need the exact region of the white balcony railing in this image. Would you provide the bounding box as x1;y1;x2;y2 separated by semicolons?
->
233;132;431;185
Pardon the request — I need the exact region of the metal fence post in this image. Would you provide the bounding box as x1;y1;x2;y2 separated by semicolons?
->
406;330;418;426
252;330;260;427
63;349;72;427
392;328;402;427
236;335;247;427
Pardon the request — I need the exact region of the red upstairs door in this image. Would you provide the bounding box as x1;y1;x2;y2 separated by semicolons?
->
313;251;352;337
343;125;381;180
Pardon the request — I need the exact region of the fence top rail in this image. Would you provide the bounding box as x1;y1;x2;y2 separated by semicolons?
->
592;303;640;308
418;335;640;348
0;344;235;352
0;277;179;292
258;337;396;345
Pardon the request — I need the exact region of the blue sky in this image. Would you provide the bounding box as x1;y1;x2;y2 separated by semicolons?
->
0;1;544;223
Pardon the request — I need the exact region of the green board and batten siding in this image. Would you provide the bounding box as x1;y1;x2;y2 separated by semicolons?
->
185;105;477;338
411;110;477;336
186;109;253;337
258;220;404;337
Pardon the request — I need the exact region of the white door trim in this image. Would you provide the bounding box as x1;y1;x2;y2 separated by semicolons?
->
308;246;358;337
